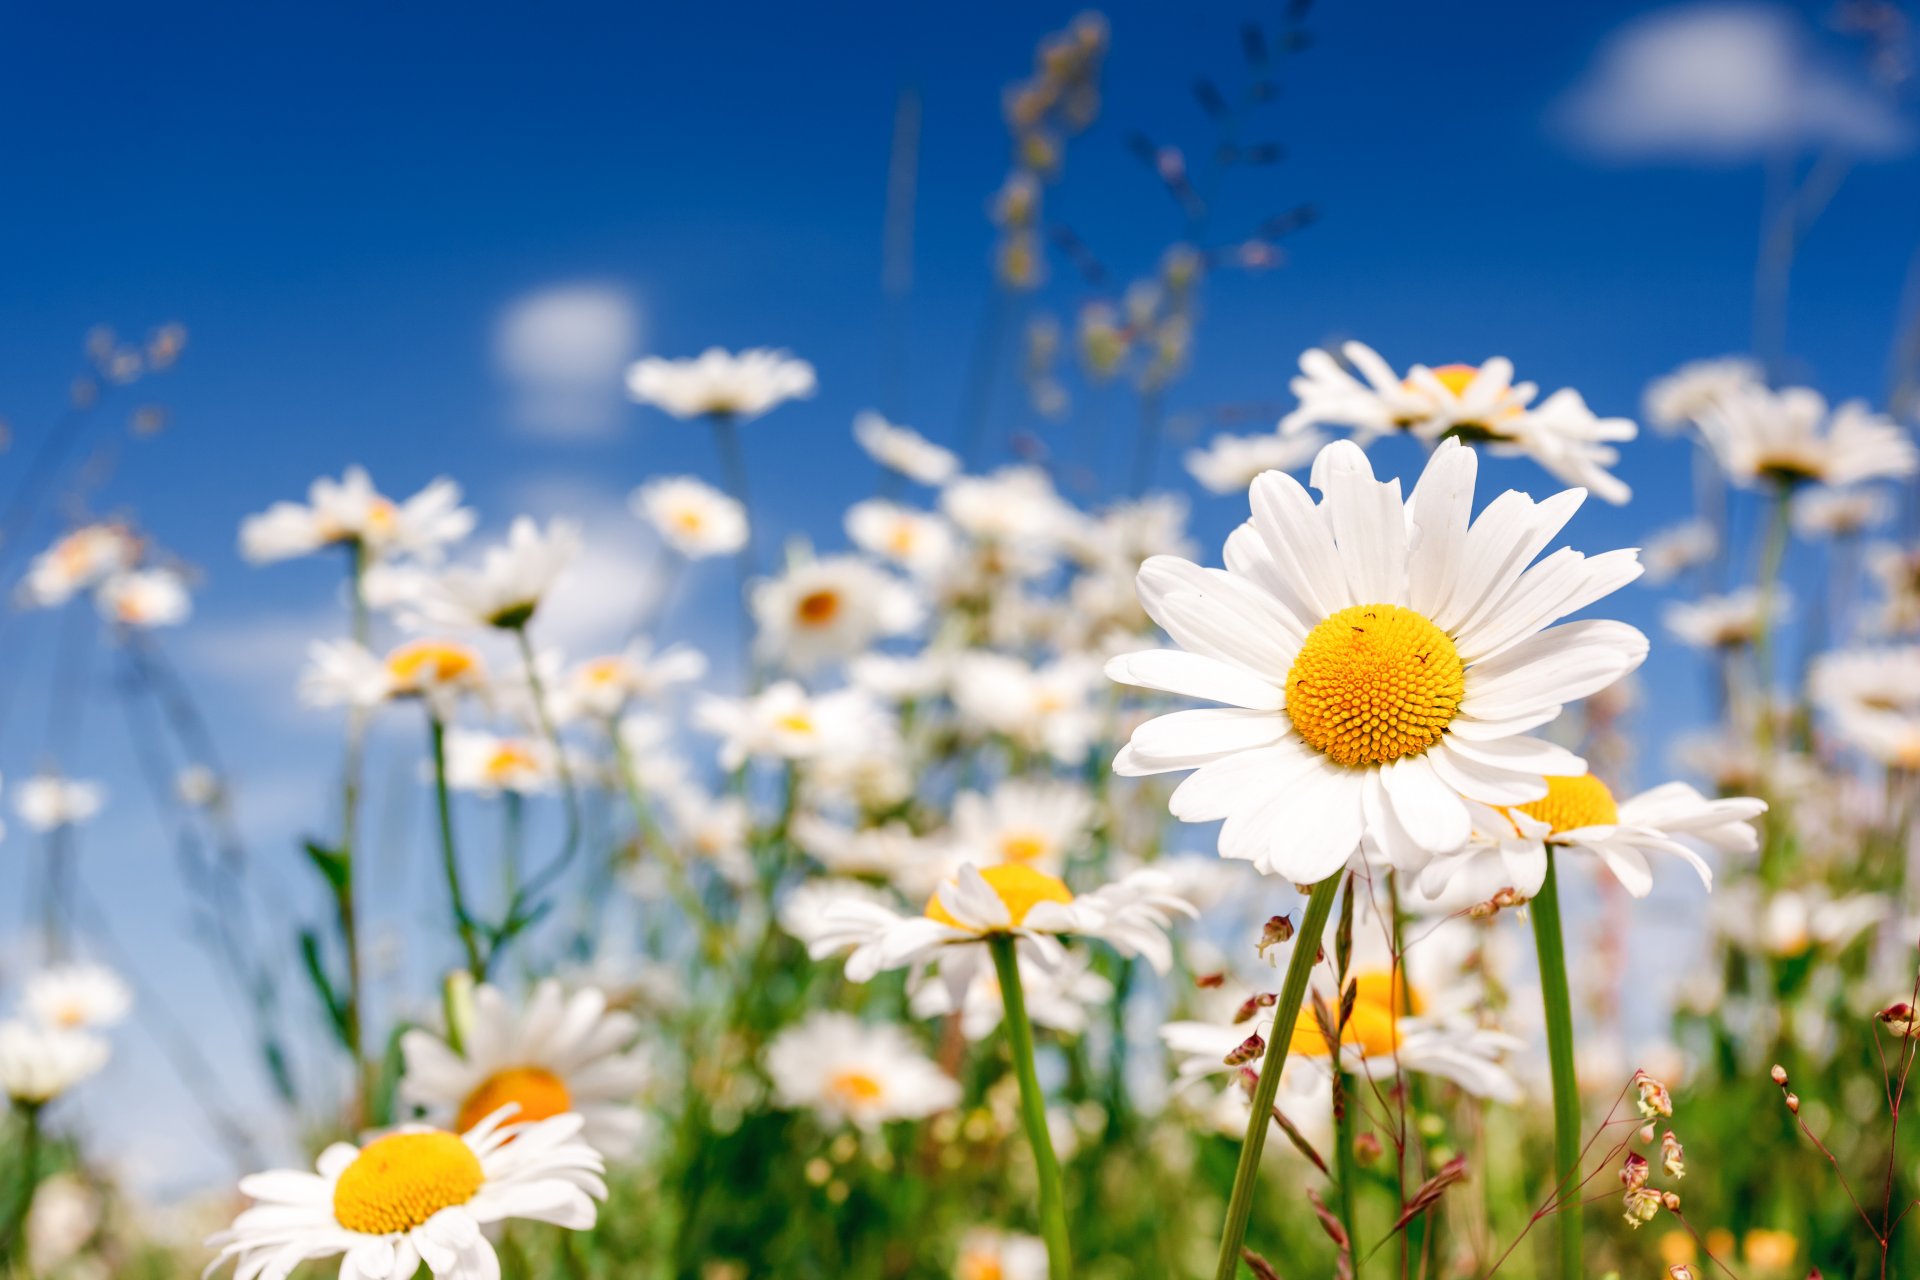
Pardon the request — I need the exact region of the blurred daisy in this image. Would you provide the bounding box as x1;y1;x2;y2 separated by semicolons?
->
951;653;1104;763
1699;385;1917;488
427;518;581;630
1812;646;1920;767
21;524;139;607
951;778;1094;874
1641;519;1718;586
303;638;487;716
663;790;755;887
207;1111;605;1280
694;682;887;769
1643;356;1760;435
846;500;958;579
401;980;649;1156
854;411;959;485
95;567;191;628
941;467;1076;566
1184;428;1327;494
1792;486;1892;538
751;554;923;670
953;1228;1050;1280
631;476;749;558
792;816;942;889
1664;589;1784;650
442;730;557;796
0;1021;108;1104
560;640;707;721
911;948;1113;1040
16;776;104;832
23;964;132;1030
1712;883;1889;958
240;468;474;565
1419;775;1765;899
625;347;816;422
765;1011;959;1130
1108;438;1644;883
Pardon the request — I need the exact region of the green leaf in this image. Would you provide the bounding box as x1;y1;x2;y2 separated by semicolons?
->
301;840;351;893
298;929;351;1046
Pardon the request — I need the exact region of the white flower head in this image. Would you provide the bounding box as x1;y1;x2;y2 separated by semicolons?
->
1664;588;1785;650
1641;519;1718;586
1184;428;1328;494
846;500;958;579
441;730;557;796
953;1228;1051;1280
1108;437;1647;883
95;567;191;628
240;468;475;565
951;653;1104;764
207;1111;606;1280
854;411;960;485
1792;485;1892;538
626;347;816;422
560;640;707;721
1700;385;1917;488
1812;646;1920;768
427;518;582;629
16;776;104;832
21;525;140;608
950;778;1095;874
631;476;749;558
911;947;1114;1041
23;964;132;1031
751;554;924;670
694;682;888;770
1643;357;1761;435
765;1011;959;1130
0;1021;108;1104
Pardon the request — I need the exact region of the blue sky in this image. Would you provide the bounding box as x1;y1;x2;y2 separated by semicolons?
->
0;0;1915;1190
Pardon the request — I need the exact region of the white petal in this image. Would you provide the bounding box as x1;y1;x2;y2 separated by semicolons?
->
1105;649;1283;711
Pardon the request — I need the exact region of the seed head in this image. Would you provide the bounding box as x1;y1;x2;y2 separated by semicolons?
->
1770;1063;1788;1086
1257;915;1293;959
1623;1185;1663;1228
1224;1033;1266;1067
1661;1131;1685;1180
1785;1092;1800;1114
1633;1070;1674;1119
1620;1152;1650;1191
1879;1003;1920;1039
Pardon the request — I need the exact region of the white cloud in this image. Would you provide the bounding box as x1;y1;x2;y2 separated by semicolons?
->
1554;4;1908;161
494;284;641;438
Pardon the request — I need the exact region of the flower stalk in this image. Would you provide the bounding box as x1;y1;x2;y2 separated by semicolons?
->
428;714;486;978
989;932;1073;1280
1529;847;1583;1280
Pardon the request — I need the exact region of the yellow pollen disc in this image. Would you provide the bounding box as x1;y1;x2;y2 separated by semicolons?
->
331;1131;483;1236
795;589;842;626
998;833;1048;863
1287;970;1418;1059
672;508;706;532
1426;363;1480;398
926;862;1073;929
53;1004;85;1028
887;525;919;556
1507;772;1619;834
959;1255;1007;1280
581;656;627;686
826;1070;885;1105
776;713;816;735
485;744;539;781
365;498;397;535
1286;604;1465;767
455;1066;573;1135
386;640;480;689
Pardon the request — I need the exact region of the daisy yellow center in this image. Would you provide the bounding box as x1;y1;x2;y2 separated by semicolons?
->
485;743;540;782
1508;772;1618;835
959;1255;1007;1280
826;1070;885;1105
1287;970;1420;1059
365;498;398;535
1427;364;1479;398
454;1066;573;1135
51;1003;86;1028
672;507;706;533
795;589;842;626
926;863;1073;929
1286;604;1465;767
331;1131;483;1236
999;832;1049;863
776;712;816;735
386;640;480;688
581;656;627;687
887;524;919;556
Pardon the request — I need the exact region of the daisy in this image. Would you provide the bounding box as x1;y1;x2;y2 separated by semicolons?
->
1812;646;1920;767
94;567;191;628
1698;385;1917;488
630;476;749;558
625;347;816;422
940;467;1076;567
953;1228;1051;1280
1107;437;1646;883
1506;388;1637;505
427;518;582;630
560;640;707;721
1664;589;1784;650
400;980;650;1157
854;411;960;485
845;500;958;579
950;778;1095;874
20;524;140;607
442;730;557;796
791;815;944;890
750;554;923;670
1641;519;1718;586
301;639;488;716
239;468;474;565
1184;428;1328;494
662;790;756;888
1643;356;1760;435
1712;883;1889;958
694;682;887;770
1866;543;1920;634
951;653;1105;764
207;1110;605;1280
23;964;132;1030
764;1012;960;1130
1791;486;1892;538
1418;775;1765;900
910;948;1114;1040
0;1021;109;1104
16;776;104;832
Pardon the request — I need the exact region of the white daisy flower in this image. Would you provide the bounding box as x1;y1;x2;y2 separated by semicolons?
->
426;518;581;630
1812;646;1920;767
764;1011;960;1130
21;524;140;608
1699;385;1918;487
23;964;132;1030
1643;356;1760;435
850;650;952;701
1791;485;1892;538
1712;883;1889;958
663;790;756;888
954;1228;1051;1280
400;980;650;1157
791;815;945;890
751;554;924;670
1641;519;1718;586
301;639;488;716
846;500;959;579
950;778;1095;874
854;411;960;485
0;1021;109;1104
441;730;557;796
26;1172;101;1273
1184;428;1328;494
940;467;1076;567
560;640;707;721
910;947;1114;1041
207;1110;605;1280
1419;775;1765;900
1664;588;1784;650
1504;387;1636;505
239;468;474;565
1107;437;1645;883
951;653;1105;764
694;682;887;769
625;347;816;422
16;776;104;832
94;567;191;628
630;476;749;559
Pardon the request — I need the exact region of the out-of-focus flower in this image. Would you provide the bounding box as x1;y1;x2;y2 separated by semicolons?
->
1664;588;1785;650
941;467;1077;566
765;1011;959;1130
302;638;487;716
846;500;958;580
1812;646;1920;767
23;964;132;1030
1108;438;1644;883
953;1228;1050;1280
1183;428;1328;494
401;979;649;1157
950;778;1094;874
442;730;557;796
240;468;474;565
632;476;749;558
0;1020;108;1104
625;347;816;422
853;411;959;485
427;518;581;630
951;653;1104;764
694;682;887;770
16;775;104;832
21;524;140;607
26;1173;100;1273
1791;485;1892;537
751;554;923;671
206;1112;606;1280
1643;357;1761;435
1712;883;1889;957
912;948;1113;1041
560;640;706;721
1698;385;1916;488
1641;519;1718;586
1866;542;1920;634
95;567;191;628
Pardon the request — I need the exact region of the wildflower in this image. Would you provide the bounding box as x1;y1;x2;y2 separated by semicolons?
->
400;980;650;1157
950;778;1095;874
954;1228;1050;1280
765;1012;960;1130
1183;428;1328;494
207;1111;605;1280
559;640;707;721
951;652;1104;763
909;948;1114;1040
1877;1003;1920;1039
1792;485;1891;538
1662;1130;1686;1179
631;475;750;558
239;468;474;564
16;775;104;832
1811;646;1920;768
1699;385;1916;488
1641;519;1718;586
1634;1070;1674;1119
853;411;959;485
426;518;581;630
442;730;557;796
1623;1185;1664;1227
23;965;132;1030
751;554;924;670
1865;542;1920;633
1664;589;1784;650
845;500;958;579
1108;438;1645;882
0;1021;108;1104
95;566;191;628
625;347;816;422
694;682;889;769
1643;356;1760;434
21;524;140;607
1621;1151;1651;1190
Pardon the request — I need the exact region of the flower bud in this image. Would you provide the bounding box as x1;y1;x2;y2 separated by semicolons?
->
1633;1070;1674;1120
1661;1130;1685;1180
1233;993;1278;1024
1623;1186;1663;1227
1258;915;1294;959
1879;1003;1920;1040
1620;1152;1650;1191
1770;1063;1788;1086
1785;1092;1800;1114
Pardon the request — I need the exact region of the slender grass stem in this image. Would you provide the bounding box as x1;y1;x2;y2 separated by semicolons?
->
1752;480;1791;756
1530;848;1583;1280
1211;876;1340;1280
989;933;1073;1280
428;715;485;977
512;625;583;904
0;1103;41;1267
1334;1068;1363;1278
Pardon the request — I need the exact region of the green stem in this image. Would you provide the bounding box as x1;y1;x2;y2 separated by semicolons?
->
1530;848;1583;1280
1334;1069;1362;1278
1211;877;1340;1280
428;716;485;977
0;1104;41;1268
512;625;583;902
1753;481;1791;756
989;934;1072;1280
608;720;725;966
339;543;370;1119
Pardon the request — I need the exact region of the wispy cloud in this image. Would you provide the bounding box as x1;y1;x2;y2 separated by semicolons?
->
494;284;641;438
1553;4;1908;161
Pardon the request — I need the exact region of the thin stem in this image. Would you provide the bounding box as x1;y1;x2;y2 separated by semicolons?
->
1212;876;1340;1280
989;934;1072;1280
1334;1068;1363;1279
428;715;485;977
337;542;370;1119
1530;848;1583;1280
0;1103;42;1267
1753;480;1791;756
512;625;583;905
